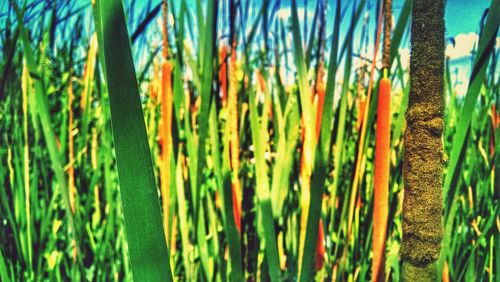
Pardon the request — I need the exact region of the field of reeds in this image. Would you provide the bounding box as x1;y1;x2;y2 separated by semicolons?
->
0;0;498;281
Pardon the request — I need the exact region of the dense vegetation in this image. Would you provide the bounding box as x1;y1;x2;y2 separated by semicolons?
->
0;0;498;281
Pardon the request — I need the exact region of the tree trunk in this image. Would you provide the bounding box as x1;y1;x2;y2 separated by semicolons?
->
401;0;445;280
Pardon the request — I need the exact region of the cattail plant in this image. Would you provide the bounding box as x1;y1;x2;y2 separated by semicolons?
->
401;0;444;280
372;0;392;280
1;0;498;281
159;0;174;244
348;0;384;241
229;40;242;233
219;45;228;107
372;68;391;281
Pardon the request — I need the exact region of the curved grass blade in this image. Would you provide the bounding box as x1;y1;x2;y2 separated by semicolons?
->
93;0;173;281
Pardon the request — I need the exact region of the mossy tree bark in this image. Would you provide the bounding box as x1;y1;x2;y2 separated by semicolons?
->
401;0;445;280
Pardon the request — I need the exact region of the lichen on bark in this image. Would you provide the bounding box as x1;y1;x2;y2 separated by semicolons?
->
401;0;445;280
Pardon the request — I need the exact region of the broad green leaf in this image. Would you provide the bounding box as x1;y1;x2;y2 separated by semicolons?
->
93;0;173;281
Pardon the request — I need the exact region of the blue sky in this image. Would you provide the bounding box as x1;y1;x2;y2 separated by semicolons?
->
264;0;491;36
445;0;491;36
2;0;497;95
141;0;498;96
271;0;497;95
1;0;493;38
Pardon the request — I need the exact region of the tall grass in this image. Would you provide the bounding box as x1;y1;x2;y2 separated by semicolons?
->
0;0;498;281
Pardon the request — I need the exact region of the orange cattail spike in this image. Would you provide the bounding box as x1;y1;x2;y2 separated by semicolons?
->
492;104;498;128
229;44;240;175
219;45;228;106
228;42;242;232
372;69;391;282
356;98;366;131
232;182;242;233
151;59;160;102
315;84;325;140
160;61;174;243
256;69;266;93
315;61;326;140
170;215;178;255
80;34;97;111
256;69;273;120
314;219;325;271
159;0;174;246
442;261;450;282
67;72;78;263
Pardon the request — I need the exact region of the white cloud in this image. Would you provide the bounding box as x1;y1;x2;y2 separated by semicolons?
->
398;47;410;70
446;32;478;60
276;8;315;23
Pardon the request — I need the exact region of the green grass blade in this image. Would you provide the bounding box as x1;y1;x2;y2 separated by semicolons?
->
331;45;352;197
196;0;205;68
389;0;412;67
174;153;191;281
496;124;500;200
444;0;499;195
93;0;172;281
209;102;223;198
299;0;341;280
218;98;244;281
221;167;244;281
196;206;211;279
391;58;410;147
194;0;217;218
456;206;498;280
248;87;281;281
338;0;367;63
439;1;499;276
130;3;161;43
12;1;78;247
189;2;219;279
271;95;300;217
0;248;10;282
291;0;312;132
305;0;321;67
